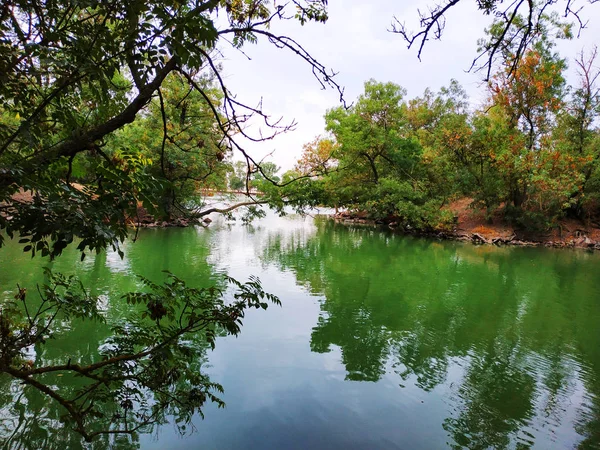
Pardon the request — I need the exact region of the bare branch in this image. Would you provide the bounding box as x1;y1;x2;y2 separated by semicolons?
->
391;0;599;80
390;0;461;62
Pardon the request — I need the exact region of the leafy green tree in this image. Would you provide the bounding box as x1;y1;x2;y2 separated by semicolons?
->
107;71;231;219
252;161;281;187
459;111;514;218
404;80;471;208
0;0;339;257
326;80;414;185
553;47;600;219
229;160;247;191
293;80;453;230
0;0;337;443
325;81;419;218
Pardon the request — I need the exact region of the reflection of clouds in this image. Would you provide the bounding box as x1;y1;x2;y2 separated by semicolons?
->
22;344;36;364
258;217;600;448
96;293;109;313
207;208;319;275
322;345;346;375
77;252;97;270
104;244;131;274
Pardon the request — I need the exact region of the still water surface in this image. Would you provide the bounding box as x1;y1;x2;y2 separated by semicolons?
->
1;212;600;449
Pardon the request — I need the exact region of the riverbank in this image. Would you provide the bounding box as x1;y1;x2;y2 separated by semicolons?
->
6;189;213;229
133;206;212;228
333;198;600;250
9;187;600;249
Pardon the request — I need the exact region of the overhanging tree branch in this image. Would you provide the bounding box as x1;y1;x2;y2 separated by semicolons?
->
390;0;598;80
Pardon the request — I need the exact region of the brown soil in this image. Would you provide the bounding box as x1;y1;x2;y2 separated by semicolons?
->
6;187;203;228
335;198;600;250
448;198;516;240
7;188;600;247
445;198;600;244
9;184;89;204
10;188;34;203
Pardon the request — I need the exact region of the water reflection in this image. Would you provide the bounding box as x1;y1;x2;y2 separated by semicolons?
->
262;219;600;448
1;214;600;449
0;227;220;450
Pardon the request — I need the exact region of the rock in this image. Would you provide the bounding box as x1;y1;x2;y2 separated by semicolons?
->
202;217;212;224
492;235;515;245
388;222;398;229
491;237;505;246
584;236;595;247
471;233;488;244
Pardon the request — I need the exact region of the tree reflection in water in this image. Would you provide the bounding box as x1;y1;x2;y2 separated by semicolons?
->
1;219;599;449
0;229;230;450
262;218;600;449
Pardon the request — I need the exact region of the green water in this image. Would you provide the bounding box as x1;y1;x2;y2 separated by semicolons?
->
1;212;600;449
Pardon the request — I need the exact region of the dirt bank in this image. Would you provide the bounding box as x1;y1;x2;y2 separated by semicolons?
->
333;198;600;250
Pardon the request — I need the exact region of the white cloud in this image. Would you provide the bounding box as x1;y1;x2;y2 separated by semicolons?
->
218;1;600;172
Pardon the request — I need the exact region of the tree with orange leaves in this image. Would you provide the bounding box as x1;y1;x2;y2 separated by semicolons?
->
294;136;339;176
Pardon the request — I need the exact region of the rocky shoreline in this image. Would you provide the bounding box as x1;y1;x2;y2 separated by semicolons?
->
132;208;213;228
133;206;600;250
332;211;600;251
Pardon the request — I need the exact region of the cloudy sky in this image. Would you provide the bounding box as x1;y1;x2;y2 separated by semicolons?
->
217;0;600;171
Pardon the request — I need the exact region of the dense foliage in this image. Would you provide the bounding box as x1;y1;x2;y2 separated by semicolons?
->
282;18;600;233
0;0;330;443
1;0;599;445
1;271;279;443
0;0;337;257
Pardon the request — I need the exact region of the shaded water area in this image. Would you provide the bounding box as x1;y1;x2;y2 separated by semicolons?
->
1;211;600;449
